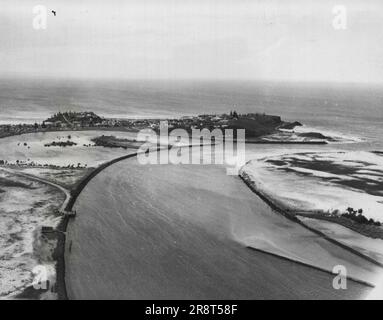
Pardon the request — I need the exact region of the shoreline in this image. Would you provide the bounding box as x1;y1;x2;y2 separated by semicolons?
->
0;171;68;299
242;151;383;237
3;169;71;300
296;212;383;240
0;129;377;298
0;126;329;146
55;152;142;300
237;139;327;145
56;145;174;300
239;171;383;269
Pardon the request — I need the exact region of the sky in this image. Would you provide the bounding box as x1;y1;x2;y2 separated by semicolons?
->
1;0;383;83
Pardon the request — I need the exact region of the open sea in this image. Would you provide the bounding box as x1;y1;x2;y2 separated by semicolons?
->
0;78;382;150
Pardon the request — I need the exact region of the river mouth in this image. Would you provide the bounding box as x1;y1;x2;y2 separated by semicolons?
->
64;149;373;299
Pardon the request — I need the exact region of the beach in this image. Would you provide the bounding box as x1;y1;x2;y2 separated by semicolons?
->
0;130;142;298
0;169;64;298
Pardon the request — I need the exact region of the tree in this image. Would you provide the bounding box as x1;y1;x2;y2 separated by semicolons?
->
346;207;356;216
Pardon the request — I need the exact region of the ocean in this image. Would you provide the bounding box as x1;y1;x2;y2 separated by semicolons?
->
1;78;382;150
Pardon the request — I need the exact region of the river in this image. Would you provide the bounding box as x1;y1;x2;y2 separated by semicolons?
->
64;148;376;299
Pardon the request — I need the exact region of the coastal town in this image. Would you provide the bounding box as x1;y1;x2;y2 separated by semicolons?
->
0;110;301;139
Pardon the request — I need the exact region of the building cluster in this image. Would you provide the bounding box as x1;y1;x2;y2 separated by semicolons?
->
0;110;283;138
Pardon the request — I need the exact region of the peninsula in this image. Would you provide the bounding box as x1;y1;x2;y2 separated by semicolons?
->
0;111;333;144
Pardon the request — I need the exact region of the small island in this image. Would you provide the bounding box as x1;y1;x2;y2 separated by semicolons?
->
91;135;142;149
44;140;77;147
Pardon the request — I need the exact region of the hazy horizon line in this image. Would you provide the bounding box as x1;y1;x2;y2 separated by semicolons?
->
2;74;383;89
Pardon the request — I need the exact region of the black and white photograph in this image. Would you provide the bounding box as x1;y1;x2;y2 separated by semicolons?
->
0;0;383;305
